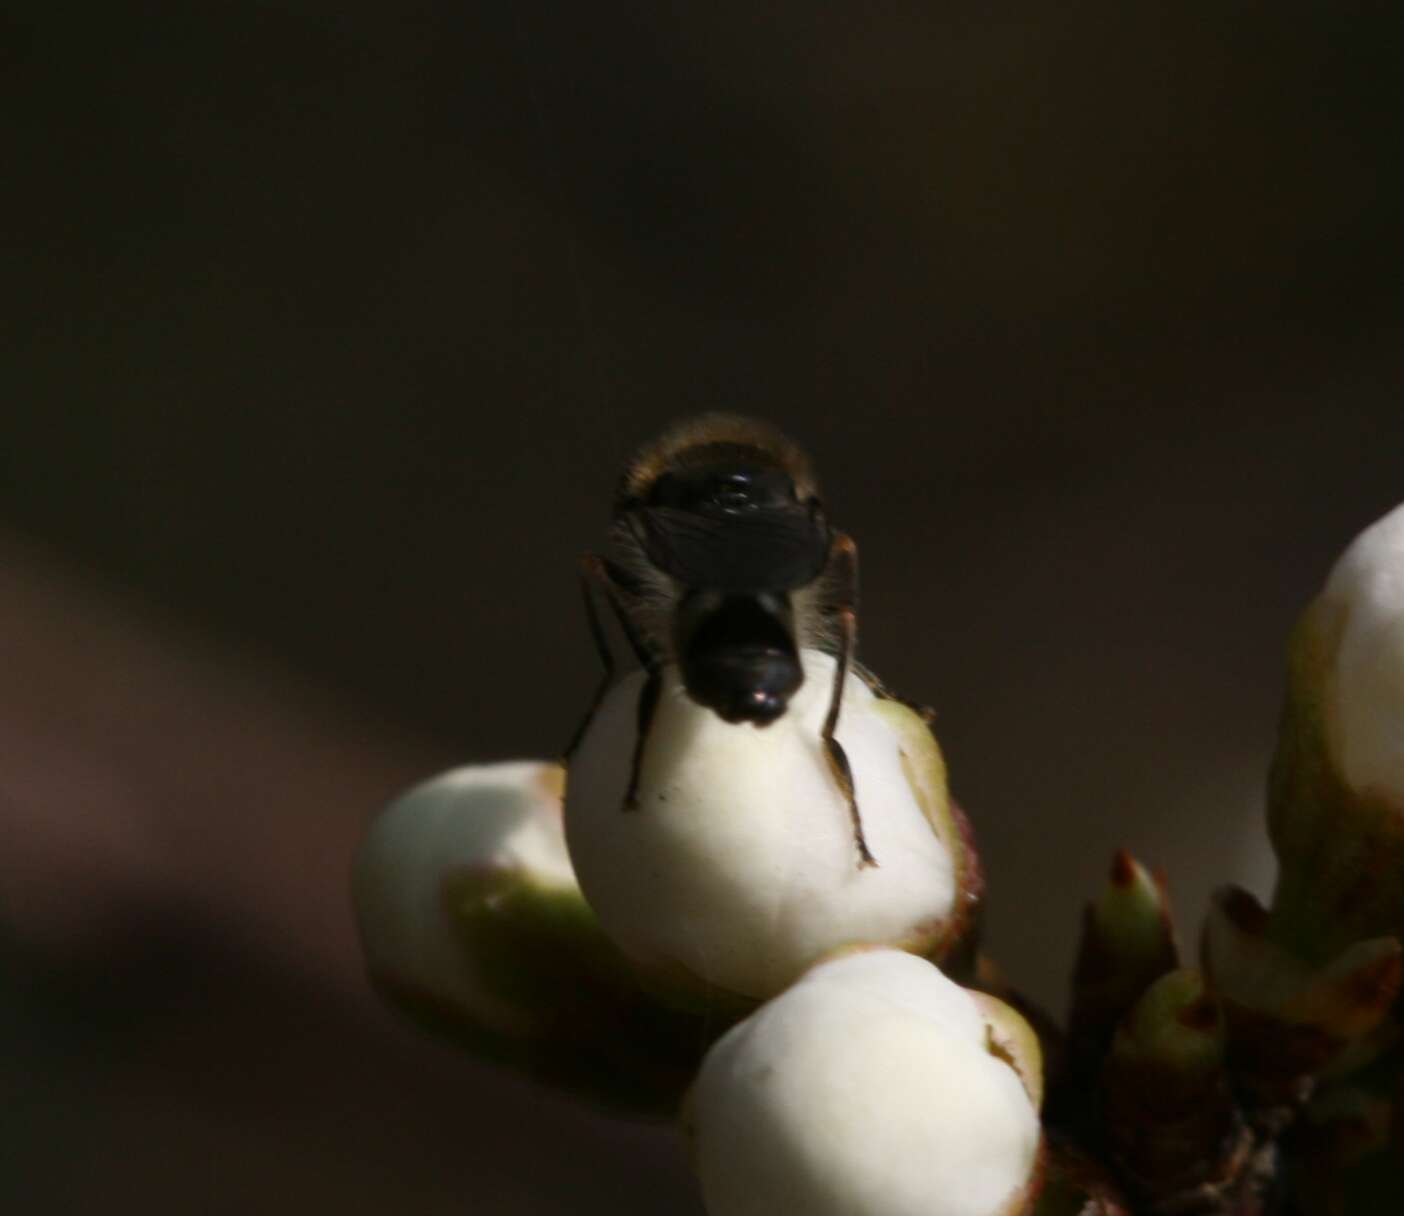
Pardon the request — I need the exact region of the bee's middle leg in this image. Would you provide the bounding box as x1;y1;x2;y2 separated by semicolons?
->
563;556;620;762
624;665;662;811
822;534;877;868
566;556;660;813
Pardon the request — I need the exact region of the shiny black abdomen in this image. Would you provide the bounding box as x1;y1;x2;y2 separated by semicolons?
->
676;593;803;724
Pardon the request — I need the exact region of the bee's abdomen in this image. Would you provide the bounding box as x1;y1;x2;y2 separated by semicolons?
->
676;592;803;725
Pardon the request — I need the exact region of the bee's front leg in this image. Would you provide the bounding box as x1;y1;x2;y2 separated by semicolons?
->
623;666;662;810
565;556;656;777
821;534;877;869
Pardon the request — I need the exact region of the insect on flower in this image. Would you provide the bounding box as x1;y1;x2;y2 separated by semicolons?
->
567;415;879;866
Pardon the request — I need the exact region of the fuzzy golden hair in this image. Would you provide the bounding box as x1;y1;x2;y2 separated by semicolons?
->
618;414;819;507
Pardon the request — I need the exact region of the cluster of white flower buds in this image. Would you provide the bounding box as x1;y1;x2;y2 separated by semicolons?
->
353;501;1404;1216
355;649;1038;1214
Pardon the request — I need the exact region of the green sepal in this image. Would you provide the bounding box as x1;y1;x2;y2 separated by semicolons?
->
1066;851;1179;1083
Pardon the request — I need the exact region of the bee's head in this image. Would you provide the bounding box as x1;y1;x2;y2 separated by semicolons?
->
615;414;819;518
611;416;832;598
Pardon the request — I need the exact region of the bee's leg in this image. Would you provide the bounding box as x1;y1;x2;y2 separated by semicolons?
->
623;666;662;811
564;556;653;762
822;535;878;869
566;556;662;812
824;609;877;868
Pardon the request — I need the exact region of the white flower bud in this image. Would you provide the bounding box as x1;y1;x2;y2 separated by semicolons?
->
1319;501;1404;800
565;650;975;1002
685;949;1043;1216
1270;502;1404;961
352;760;579;1035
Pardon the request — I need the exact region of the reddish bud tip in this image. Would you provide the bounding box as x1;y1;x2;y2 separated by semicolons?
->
1109;849;1138;888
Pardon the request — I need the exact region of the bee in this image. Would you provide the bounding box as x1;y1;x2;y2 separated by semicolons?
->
568;414;877;867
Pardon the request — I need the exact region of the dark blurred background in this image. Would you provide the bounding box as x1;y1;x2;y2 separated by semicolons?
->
3;2;1403;1211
